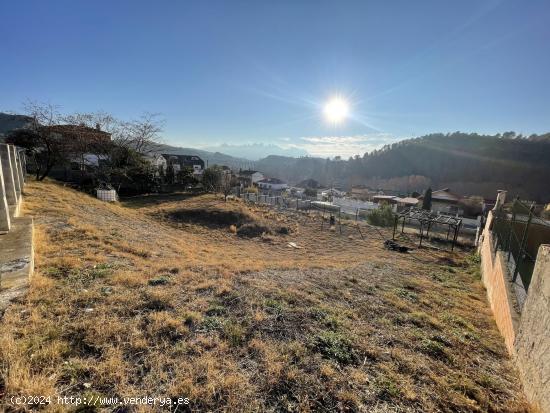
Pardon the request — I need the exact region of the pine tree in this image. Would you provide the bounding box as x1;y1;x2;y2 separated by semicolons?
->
422;187;432;210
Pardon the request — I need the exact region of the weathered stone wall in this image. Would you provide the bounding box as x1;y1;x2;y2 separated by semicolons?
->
479;201;550;412
479;217;520;353
514;245;550;413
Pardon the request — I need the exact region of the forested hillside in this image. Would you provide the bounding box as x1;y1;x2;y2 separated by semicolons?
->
256;132;550;202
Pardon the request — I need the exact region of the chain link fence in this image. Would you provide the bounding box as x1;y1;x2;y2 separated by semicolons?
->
491;198;550;291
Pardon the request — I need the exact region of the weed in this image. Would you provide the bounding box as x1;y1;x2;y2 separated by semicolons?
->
182;310;202;326
264;299;286;317
420;338;449;361
222;320;246;347
148;276;170;286
375;376;401;400
395;288;418;302
198;316;223;332
206;304;227;316
313;331;356;365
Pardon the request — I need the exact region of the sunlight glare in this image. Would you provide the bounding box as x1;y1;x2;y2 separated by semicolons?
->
324;97;349;124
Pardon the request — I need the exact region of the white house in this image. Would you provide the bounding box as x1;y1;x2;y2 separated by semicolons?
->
238;170;264;185
144;154;168;174
257;178;288;191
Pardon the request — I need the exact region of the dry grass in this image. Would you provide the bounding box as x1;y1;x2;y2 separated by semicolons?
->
0;180;532;412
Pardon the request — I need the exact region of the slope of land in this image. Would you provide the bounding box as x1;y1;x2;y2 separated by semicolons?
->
0;180;532;412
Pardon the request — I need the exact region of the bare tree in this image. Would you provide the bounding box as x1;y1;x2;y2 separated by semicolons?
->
63;111;120;134
115;113;164;154
6;101;66;180
221;172;238;201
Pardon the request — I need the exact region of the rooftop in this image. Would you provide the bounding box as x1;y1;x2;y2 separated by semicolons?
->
419;188;461;202
258;178;286;184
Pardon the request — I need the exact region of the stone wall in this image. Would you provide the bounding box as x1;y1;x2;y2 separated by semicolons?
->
514;245;550;413
479;195;550;412
478;214;520;353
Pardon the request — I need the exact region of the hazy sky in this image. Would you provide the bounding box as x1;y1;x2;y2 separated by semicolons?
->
1;0;549;158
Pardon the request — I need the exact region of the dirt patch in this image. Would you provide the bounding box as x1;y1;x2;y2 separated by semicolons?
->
167;205;291;238
168;208;252;229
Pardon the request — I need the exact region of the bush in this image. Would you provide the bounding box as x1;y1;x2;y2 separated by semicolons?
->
367;205;395;227
237;223;271;238
245;186;258;194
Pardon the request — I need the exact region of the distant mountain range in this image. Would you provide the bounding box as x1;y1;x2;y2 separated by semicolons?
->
150;142;307;168
202;143;307;160
150;143;256;170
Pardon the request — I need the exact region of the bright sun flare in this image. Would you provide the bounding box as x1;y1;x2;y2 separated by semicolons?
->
323;97;349;124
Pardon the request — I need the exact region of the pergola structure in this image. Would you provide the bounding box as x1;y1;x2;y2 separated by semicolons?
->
393;207;462;251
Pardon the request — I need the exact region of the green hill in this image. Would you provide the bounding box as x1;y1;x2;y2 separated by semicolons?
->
256;132;550;202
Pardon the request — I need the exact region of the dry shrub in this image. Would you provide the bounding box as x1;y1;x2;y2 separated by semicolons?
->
146;311;188;341
237;223;271;238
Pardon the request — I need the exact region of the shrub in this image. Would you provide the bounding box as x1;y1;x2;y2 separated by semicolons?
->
367;205;395;227
148;276;169;286
237;223;271;238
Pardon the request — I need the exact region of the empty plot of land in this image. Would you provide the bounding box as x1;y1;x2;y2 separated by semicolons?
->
0;181;531;412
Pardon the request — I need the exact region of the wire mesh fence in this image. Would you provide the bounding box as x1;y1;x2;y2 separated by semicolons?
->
491;198;550;291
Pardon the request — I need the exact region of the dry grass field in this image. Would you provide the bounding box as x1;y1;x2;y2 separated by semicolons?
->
0;180;532;412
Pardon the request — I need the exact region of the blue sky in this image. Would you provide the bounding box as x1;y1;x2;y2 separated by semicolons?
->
1;0;549;158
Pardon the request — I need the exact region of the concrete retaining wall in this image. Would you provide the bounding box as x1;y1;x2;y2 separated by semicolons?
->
0;143;33;314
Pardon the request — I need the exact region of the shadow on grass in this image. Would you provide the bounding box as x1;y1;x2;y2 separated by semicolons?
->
120;191;202;209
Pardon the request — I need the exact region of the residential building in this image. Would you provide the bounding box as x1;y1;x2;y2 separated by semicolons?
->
418;188;463;215
162;154;204;172
257;178;288;191
162;154;203;177
372;195;399;204
372;195;419;212
144;154;167;175
237;170;264;186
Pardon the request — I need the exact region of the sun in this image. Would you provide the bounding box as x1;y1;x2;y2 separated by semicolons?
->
323;97;349;124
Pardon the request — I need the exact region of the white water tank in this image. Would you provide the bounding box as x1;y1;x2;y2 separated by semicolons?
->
97;189;118;202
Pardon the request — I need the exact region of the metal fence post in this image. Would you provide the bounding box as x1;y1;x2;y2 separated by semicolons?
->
507;199;518;261
513;205;534;282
